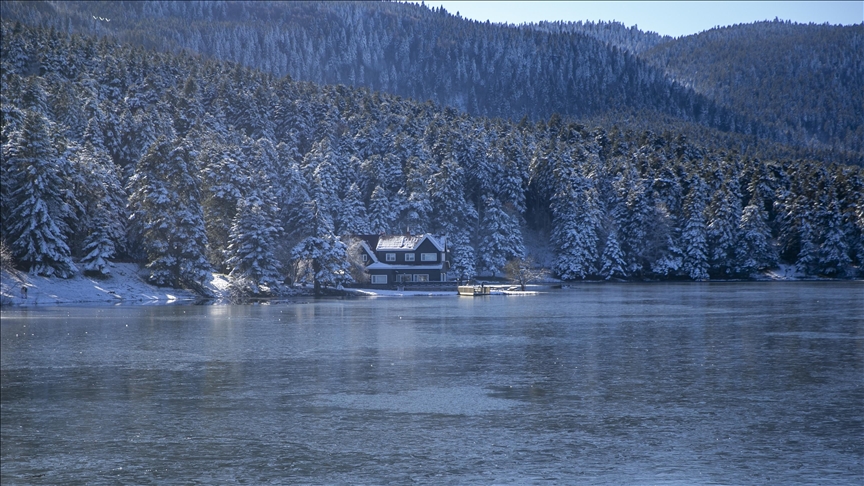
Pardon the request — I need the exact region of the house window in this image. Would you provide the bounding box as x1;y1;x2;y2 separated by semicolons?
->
441;273;447;282
414;274;429;282
362;254;368;262
386;253;396;262
371;275;387;284
397;274;413;283
421;253;437;262
404;253;415;262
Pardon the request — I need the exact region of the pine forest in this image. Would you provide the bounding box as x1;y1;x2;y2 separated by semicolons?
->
1;2;862;296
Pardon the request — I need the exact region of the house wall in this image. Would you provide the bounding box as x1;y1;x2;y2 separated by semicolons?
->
367;268;445;285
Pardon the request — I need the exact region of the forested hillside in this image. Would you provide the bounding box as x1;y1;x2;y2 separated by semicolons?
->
2;21;861;294
641;20;864;154
526;19;672;54
0;0;813;157
1;1;860;163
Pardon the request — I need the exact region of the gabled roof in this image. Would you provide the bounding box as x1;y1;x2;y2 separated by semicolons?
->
358;240;379;263
377;235;424;250
375;234;446;252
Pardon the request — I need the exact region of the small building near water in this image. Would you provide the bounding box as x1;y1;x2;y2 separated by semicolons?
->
356;234;449;285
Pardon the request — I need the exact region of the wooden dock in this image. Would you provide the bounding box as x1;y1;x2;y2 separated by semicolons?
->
457;284;491;296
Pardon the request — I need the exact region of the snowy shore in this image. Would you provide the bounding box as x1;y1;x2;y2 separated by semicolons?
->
0;262;844;308
1;263;230;307
0;263;547;307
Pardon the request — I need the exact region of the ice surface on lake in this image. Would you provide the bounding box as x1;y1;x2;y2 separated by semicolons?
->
324;385;515;415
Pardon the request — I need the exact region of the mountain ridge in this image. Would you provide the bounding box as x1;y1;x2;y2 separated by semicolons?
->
5;0;857;158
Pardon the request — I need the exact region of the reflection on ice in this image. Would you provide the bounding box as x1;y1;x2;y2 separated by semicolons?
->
324;385;515;415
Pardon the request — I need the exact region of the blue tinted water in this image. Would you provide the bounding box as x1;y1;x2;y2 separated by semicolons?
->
2;282;862;484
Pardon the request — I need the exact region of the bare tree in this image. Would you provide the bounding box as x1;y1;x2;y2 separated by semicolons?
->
345;237;370;285
503;256;548;291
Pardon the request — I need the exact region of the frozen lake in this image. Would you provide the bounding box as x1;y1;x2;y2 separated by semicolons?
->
2;282;862;484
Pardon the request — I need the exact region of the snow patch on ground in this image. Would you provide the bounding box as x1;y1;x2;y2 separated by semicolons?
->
1;263;229;307
346;288;456;297
205;273;232;295
345;286;542;297
760;264;804;280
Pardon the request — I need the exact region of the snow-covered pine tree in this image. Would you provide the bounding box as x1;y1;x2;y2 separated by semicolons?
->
447;230;477;283
127;137;210;289
614;168;654;276
549;148;602;280
643;159;685;278
550;185;601;280
735;198;778;276
598;224;627;280
276;159;313;243
679;176;710;280
814;195;850;276
399;153;434;234
337;182;371;236
82;97;107;150
368;185;397;234
199;137;251;268
498;126;529;214
3;110;77;277
595;163;628;280
225;193;284;295
291;200;353;294
706;183;741;277
303;136;343;220
837;169;864;273
21;76;51;117
72;142;127;275
795;219;818;275
79;205;117;276
477;195;524;276
427;156;478;280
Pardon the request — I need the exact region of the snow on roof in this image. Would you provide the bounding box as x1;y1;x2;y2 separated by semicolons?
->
359;240;379;263
377;235;423;250
375;234;445;251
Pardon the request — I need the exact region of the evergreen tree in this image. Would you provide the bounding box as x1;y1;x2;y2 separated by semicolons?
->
291;201;353;294
549;150;602;280
735;199;778;275
598;225;627;280
679;176;709;280
199;138;250;268
615;169;655;276
127;137;210;289
795;219;819;275
337;182;371;236
72;142;127;275
814;197;850;276
225;193;284;295
368;185;396;234
706;183;741;277
3;111;77;277
427;157;477;280
477;195;524;276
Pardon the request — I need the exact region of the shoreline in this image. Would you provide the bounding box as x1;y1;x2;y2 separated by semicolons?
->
2;263;858;308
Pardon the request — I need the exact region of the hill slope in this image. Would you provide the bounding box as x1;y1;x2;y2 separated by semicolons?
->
2;21;862;290
1;1;772;145
642;20;864;153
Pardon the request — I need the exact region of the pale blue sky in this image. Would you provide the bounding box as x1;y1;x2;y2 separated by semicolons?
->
418;1;863;38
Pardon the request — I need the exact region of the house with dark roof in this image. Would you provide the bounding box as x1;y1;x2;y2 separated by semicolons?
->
356;234;449;286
